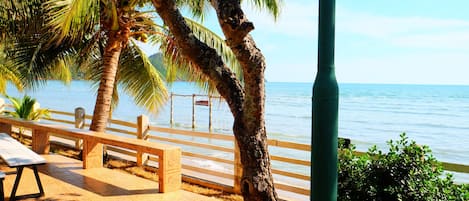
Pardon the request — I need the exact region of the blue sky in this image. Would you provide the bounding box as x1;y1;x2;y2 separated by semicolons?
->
140;0;469;85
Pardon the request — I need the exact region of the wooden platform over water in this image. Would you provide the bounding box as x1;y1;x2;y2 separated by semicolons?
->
0;154;218;201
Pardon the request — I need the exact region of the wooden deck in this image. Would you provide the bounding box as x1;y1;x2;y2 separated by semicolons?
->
0;154;219;201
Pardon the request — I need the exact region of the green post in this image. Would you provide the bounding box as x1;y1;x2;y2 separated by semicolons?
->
312;0;338;200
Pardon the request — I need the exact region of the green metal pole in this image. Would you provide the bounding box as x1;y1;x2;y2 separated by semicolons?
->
311;0;338;200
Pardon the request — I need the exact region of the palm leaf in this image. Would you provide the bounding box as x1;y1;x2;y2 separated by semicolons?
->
244;0;283;20
0;0;43;39
153;18;243;94
118;40;168;114
175;0;208;22
81;39;168;114
30;108;51;121
0;44;23;93
48;55;74;84
0;62;23;93
8;34;76;89
184;17;243;82
43;0;99;45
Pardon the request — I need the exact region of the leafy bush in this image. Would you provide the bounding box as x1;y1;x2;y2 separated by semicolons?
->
338;133;469;201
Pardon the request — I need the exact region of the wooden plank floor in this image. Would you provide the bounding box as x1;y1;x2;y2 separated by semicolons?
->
0;154;219;201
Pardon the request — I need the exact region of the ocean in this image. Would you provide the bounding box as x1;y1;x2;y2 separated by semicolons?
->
4;81;469;182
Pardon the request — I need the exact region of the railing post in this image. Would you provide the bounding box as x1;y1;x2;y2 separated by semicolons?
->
233;140;243;194
170;93;174;126
137;115;150;166
208;95;212;131
74;107;86;149
0;98;4;113
192;94;196;129
0;98;11;134
33;102;40;112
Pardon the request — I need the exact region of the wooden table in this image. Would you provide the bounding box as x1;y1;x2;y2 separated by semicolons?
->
0;133;46;201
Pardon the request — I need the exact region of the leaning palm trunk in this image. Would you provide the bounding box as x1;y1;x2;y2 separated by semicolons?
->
152;0;278;200
90;33;123;132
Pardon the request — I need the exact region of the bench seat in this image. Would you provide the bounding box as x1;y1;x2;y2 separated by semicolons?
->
0;133;45;201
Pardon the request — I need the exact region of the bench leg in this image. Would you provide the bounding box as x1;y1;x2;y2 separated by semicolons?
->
10;167;24;201
33;166;44;196
82;139;103;169
10;166;44;201
158;149;181;193
1;178;4;201
32;129;50;154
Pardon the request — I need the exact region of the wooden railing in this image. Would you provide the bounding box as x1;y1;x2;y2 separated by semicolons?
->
0;115;182;193
2;104;469;199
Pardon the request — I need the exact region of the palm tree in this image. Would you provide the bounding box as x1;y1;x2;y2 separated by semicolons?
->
0;0;42;92
3;95;50;142
151;0;282;200
3;0;241;133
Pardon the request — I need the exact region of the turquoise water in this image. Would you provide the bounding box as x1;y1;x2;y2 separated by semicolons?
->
5;81;469;180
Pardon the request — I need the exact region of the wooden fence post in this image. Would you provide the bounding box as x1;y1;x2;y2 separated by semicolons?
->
208;95;212;131
234;140;243;194
0;98;10;134
74;107;85;149
170;93;174;126
137;115;149;166
0;98;4;113
192;94;196;129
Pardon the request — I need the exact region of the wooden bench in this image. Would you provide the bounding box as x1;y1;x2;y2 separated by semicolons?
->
0;116;181;193
0;133;46;201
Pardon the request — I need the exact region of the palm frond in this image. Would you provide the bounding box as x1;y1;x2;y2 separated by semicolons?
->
244;0;283;20
7;34;77;89
30;108;51;121
0;0;43;39
43;0;99;45
118;40;168;114
184;17;243;82
0;62;23;93
175;0;209;22
5;95;34;119
48;55;74;85
5;95;21;112
81;39;168;114
0;44;23;93
153;19;242;95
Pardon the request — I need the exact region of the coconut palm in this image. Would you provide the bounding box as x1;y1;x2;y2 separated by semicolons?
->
0;0;43;92
3;0;243;133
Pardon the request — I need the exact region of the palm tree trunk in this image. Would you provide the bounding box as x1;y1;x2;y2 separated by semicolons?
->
152;0;278;200
89;34;122;132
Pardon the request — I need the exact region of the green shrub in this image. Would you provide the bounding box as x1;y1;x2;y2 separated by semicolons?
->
338;133;469;201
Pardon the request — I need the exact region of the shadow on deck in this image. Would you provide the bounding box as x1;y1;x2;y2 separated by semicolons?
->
0;154;218;201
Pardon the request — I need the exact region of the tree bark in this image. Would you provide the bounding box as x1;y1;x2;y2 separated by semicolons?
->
152;0;278;200
89;32;122;132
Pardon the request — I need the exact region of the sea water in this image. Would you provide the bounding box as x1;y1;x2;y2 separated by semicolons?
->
5;81;469;182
